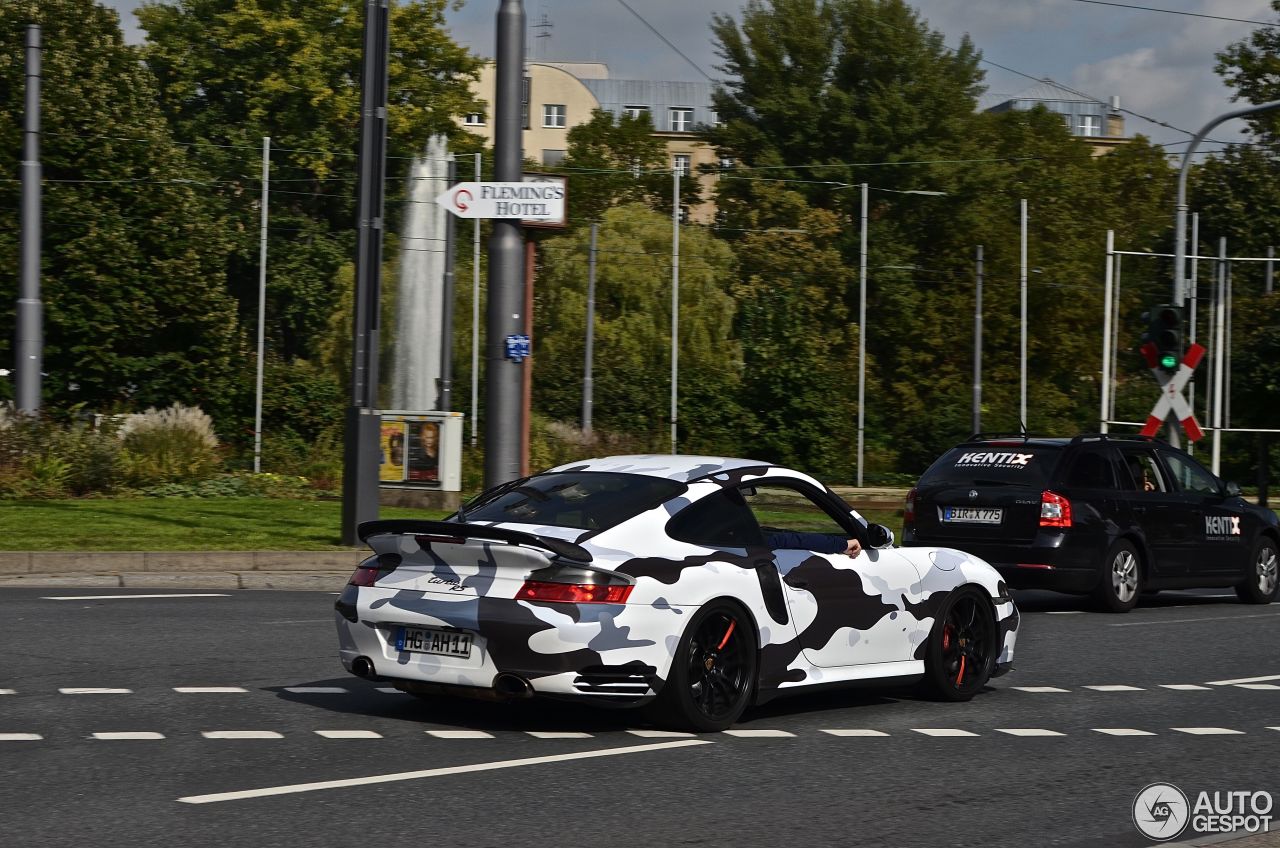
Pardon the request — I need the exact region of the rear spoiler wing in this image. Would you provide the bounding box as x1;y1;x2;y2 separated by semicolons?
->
357;519;593;563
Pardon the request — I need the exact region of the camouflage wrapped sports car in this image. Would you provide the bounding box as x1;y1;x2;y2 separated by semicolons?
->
335;455;1019;731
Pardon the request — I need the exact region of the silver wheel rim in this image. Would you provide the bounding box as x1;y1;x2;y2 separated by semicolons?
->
1257;546;1279;597
1112;550;1138;604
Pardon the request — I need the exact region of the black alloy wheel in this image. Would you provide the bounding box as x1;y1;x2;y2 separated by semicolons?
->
652;602;757;732
923;588;996;701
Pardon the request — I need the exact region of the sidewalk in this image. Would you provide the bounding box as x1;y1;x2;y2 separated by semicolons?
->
0;550;364;590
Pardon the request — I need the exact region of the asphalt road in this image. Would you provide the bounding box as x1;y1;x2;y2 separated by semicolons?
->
2;586;1277;848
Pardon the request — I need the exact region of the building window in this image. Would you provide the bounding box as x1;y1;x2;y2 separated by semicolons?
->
543;104;567;128
673;154;691;177
669;107;693;132
542;149;566;167
522;76;531;129
623;105;649;121
709;110;721;127
464;112;485;126
1078;115;1100;137
719;156;735;170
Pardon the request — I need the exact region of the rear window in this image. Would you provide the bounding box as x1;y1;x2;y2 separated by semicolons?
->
460;472;686;531
919;445;1061;488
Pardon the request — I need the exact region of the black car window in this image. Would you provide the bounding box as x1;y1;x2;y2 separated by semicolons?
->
667;488;766;548
1065;449;1116;489
1161;451;1221;495
462;472;686;530
1121;450;1168;493
919;445;1060;487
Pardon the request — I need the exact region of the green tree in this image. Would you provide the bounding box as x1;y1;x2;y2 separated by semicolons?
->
0;0;239;416
533;204;741;452
1215;2;1280;140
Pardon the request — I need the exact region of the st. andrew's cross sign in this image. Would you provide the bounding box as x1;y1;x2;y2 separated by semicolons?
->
1138;341;1205;442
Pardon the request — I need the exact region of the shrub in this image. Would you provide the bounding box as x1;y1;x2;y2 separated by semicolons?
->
118;403;222;487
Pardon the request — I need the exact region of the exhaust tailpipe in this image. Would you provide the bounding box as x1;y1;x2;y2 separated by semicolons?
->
351;656;376;680
493;673;534;699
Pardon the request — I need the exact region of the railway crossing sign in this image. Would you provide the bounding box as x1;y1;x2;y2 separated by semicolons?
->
1138;341;1205;441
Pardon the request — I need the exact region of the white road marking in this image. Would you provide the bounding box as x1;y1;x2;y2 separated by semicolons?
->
1045;611;1084;615
173;687;248;694
1208;674;1280;685
426;730;494;739
92;732;165;740
996;729;1066;737
1084;685;1145;692
59;688;132;695
820;729;890;737
1234;683;1280;690
262;620;331;625
913;729;979;737
721;729;795;738
0;733;41;741
315;730;382;739
1012;686;1070;693
1160;684;1211;691
201;731;284;739
1171;727;1245;735
1093;728;1156;736
376;688;403;694
1268;727;1280;733
41;594;230;601
284;687;347;694
627;729;697;738
0;689;14;695
524;731;593;739
177;739;713;804
1111;612;1280;628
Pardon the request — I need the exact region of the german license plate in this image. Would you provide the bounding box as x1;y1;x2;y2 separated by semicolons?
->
942;507;1003;524
395;626;473;658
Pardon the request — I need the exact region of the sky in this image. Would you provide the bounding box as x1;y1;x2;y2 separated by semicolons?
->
103;0;1277;150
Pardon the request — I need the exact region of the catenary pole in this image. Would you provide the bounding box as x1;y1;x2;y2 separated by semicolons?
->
857;183;868;487
254;136;270;473
1020;198;1028;431
471;151;481;447
484;0;526;488
439;156;457;411
1110;253;1122;424
1268;245;1275;296
340;0;390;546
1101;230;1114;434
1226;258;1233;430
670;169;680;455
1212;237;1227;475
1189;213;1199;454
583;222;597;436
973;245;983;436
16;25;42;415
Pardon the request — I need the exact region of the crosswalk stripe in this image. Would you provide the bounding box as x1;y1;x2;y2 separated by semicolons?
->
58;688;132;694
1012;686;1069;693
1084;685;1145;692
0;733;41;741
1206;674;1280;685
173;687;248;694
284;687;347;694
426;730;495;739
996;729;1066;737
1160;684;1210;691
201;731;284;739
524;731;593;739
721;729;796;737
1093;728;1156;736
627;729;697;738
92;732;165;740
820;729;890;737
913;729;978;737
315;730;382;739
1171;727;1244;735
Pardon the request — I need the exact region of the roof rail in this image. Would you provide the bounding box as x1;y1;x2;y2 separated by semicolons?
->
968;432;1045;442
1068;433;1156;445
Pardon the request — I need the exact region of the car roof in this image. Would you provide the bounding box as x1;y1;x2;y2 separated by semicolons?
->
958;438;1070;449
546;454;773;483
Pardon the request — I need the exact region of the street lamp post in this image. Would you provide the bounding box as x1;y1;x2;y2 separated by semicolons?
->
847;183;945;488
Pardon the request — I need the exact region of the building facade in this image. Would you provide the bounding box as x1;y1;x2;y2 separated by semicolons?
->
985;79;1128;155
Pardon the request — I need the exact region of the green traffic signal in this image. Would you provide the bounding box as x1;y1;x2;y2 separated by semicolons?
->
1160;354;1178;370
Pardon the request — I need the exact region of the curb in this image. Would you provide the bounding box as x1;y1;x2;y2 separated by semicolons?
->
0;550;367;576
0;571;351;591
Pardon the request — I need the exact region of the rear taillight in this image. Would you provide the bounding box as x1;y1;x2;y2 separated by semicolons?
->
516;564;634;604
515;581;633;604
347;553;402;587
1039;490;1072;528
904;487;917;525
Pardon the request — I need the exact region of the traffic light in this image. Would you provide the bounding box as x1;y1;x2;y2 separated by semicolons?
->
1140;304;1183;373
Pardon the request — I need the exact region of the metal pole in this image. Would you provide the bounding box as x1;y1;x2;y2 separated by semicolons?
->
484;0;527;488
670;169;680;455
857;183;868;487
1110;253;1121;424
1175;100;1280;306
1212;237;1227;475
16;25;42;415
1226;259;1233;430
583;222;597;436
439;157;457;411
521;240;535;476
1268;245;1275;296
341;0;390;546
1100;230;1114;434
1188;213;1199;455
254;136;270;474
973;245;983;436
471;152;481;448
1020;198;1028;430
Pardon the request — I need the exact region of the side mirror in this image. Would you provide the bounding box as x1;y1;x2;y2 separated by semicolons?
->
1225;480;1242;497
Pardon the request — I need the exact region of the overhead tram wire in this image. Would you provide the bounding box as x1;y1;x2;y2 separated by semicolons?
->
1066;0;1277;27
613;0;715;82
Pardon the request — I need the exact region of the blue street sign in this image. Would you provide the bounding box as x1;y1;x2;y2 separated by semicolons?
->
505;334;531;362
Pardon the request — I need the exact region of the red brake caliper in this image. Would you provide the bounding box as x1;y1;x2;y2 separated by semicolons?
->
717;620;736;650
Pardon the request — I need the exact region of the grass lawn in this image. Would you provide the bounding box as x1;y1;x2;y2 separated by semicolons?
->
1;498;904;552
1;498;451;551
